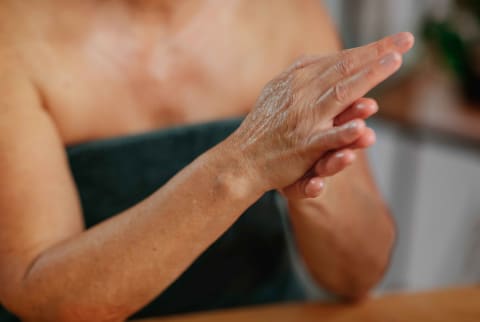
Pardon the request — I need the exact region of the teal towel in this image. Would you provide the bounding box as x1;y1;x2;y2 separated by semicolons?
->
0;118;304;321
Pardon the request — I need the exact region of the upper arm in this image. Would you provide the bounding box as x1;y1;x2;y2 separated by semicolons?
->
0;58;84;301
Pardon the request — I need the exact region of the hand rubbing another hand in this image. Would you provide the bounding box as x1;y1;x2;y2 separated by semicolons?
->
230;32;414;199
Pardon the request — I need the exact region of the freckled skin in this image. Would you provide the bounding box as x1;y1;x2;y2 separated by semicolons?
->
0;0;414;321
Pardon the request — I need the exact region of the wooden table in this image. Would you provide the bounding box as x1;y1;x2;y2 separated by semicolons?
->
135;286;480;322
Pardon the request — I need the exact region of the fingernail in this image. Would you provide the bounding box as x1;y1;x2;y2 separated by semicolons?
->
346;120;358;129
305;178;325;197
356;102;366;110
379;52;400;67
393;32;412;48
319;180;325;189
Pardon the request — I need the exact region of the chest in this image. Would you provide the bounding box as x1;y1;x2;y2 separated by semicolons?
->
36;8;298;144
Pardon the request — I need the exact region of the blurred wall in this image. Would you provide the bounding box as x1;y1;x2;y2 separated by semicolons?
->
324;0;451;46
368;120;480;292
323;0;480;293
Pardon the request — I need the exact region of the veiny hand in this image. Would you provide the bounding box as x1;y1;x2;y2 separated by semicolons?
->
230;32;414;193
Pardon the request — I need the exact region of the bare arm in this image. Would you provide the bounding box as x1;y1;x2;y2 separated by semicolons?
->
285;0;413;299
288;155;396;299
0;33;408;321
0;60;267;321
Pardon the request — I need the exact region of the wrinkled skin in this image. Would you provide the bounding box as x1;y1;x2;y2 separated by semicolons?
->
231;34;412;193
0;0;415;319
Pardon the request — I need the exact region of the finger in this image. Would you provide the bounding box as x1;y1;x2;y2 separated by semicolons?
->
313;148;357;177
282;176;325;200
301;32;414;89
308;119;366;153
281;119;366;200
284;148;357;200
303;177;326;198
346;127;377;149
334;98;378;126
320;51;403;117
319;32;414;78
336;32;414;70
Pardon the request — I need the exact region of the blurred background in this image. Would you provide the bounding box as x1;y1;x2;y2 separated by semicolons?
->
323;0;480;293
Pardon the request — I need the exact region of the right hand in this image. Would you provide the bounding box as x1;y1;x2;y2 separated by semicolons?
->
229;32;414;192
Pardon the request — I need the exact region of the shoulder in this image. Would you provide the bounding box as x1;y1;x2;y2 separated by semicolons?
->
0;2;46;113
0;55;41;117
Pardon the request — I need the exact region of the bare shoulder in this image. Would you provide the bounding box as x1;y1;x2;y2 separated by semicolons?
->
0;1;39;106
0;56;41;122
0;13;82;301
0;16;46;147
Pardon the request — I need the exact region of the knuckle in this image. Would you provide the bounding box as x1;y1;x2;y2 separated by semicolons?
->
374;40;387;56
294;55;310;67
315;160;327;175
291;54;318;71
338;129;354;144
363;65;378;81
339;123;361;142
333;81;350;104
336;54;355;76
289;69;310;94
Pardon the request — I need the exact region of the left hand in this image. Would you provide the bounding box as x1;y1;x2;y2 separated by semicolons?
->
281;97;379;199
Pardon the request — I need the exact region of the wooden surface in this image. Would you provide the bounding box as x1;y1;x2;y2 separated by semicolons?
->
135;286;480;322
376;62;480;144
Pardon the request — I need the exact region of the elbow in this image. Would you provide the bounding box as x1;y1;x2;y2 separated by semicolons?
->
347;206;397;299
313;267;382;301
53;305;129;322
2;293;128;322
315;209;397;301
323;261;388;301
1;263;133;322
16;306;127;322
318;252;393;301
347;220;396;300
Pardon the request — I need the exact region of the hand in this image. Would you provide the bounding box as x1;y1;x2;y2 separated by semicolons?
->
230;32;414;192
282;97;379;199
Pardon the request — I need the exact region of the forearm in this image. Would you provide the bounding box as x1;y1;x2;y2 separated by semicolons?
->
284;2;397;299
8;142;263;322
288;152;395;299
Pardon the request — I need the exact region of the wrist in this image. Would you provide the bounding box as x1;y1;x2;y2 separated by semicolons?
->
201;138;268;203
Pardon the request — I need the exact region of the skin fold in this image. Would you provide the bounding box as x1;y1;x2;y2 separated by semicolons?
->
0;1;414;321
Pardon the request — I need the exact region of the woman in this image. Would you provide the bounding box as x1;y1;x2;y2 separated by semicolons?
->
0;0;414;321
